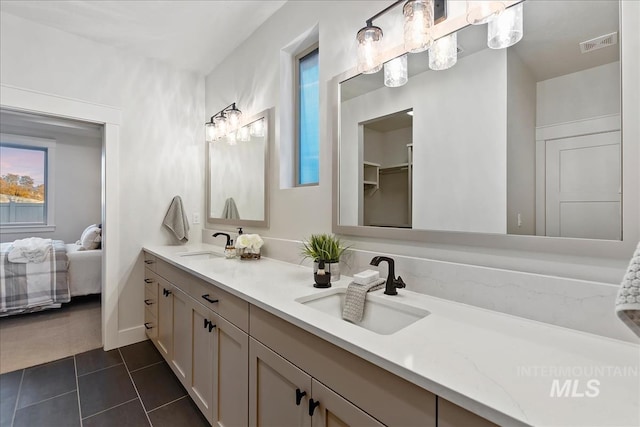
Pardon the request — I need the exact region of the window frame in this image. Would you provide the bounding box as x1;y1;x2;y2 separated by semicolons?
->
294;42;320;187
0;133;56;233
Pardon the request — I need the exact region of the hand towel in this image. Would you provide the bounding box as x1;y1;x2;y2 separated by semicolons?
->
7;237;52;263
616;241;640;337
221;197;240;219
342;279;386;323
163;195;190;242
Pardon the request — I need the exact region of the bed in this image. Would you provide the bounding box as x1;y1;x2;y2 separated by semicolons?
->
0;238;102;316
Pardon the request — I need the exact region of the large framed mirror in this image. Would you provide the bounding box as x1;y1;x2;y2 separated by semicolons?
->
206;108;269;228
332;0;639;258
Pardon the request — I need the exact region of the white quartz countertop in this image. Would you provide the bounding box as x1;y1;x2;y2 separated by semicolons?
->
143;244;640;427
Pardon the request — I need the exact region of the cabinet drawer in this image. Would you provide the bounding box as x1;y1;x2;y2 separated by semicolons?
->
156;259;194;296
143;252;157;271
191;278;249;332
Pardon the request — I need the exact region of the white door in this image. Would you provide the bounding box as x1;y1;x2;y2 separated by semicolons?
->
545;131;621;239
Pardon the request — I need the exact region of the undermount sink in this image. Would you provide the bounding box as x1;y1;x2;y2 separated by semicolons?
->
296;288;430;335
176;251;223;260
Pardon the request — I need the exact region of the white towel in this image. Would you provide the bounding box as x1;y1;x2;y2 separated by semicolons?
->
221;197;240;219
7;237;52;263
163;196;190;242
616;241;640;337
342;279;386;323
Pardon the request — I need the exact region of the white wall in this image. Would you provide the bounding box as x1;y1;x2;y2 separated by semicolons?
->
1;11;205;345
0;124;102;243
506;51;536;235
536;61;620;127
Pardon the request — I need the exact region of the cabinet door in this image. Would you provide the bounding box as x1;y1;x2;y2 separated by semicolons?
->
143;273;158;341
310;379;384;427
249;338;311;427
213;315;249;427
170;286;192;384
190;301;216;424
156;277;174;359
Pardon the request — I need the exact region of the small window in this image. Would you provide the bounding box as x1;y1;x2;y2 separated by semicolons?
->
295;46;319;186
0;135;55;230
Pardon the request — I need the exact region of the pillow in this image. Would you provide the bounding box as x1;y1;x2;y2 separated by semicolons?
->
77;224;101;250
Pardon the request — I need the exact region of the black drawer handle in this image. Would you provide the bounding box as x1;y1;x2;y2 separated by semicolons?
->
144;322;153;330
163;288;172;297
201;294;219;304
144;299;154;305
296;388;307;406
309;399;320;416
203;319;217;332
144;260;155;265
144;278;154;283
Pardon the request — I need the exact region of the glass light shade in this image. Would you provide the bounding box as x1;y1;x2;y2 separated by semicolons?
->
250;118;265;137
205;122;216;142
384;54;408;88
429;32;457;70
356;26;383;74
237;125;250;142
466;1;505;25
227;107;242;131
403;0;434;53
487;3;523;49
226;131;237;145
213;115;227;139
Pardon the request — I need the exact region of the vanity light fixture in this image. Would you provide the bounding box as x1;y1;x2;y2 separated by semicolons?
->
355;0;446;75
384;54;409;87
429;32;457;70
466;0;505;25
487;2;523;49
204;102;243;142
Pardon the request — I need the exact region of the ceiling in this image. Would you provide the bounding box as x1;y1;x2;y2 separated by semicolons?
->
0;0;287;75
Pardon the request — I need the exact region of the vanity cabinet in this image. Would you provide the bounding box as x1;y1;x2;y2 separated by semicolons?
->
249;338;382;427
144;257;249;426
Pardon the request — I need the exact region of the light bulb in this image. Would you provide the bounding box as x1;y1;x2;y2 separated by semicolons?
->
487;3;523;49
238;125;250;142
227;107;242;131
384;54;408;88
403;0;434;53
356;25;383;74
250;118;265;138
429;32;457;70
214;115;227;139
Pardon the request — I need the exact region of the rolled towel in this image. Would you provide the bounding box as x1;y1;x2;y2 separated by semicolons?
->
163;195;190;242
342;279;386;323
616;241;640;337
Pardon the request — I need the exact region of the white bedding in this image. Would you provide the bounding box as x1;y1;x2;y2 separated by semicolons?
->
65;243;102;297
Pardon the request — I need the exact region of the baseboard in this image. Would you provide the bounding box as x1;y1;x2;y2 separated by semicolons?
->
117;325;147;348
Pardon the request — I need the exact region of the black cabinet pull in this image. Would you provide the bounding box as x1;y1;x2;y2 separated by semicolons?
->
163;288;172;297
144;299;153;305
144;322;153;330
144;278;154;283
201;294;219;304
308;399;320;416
208;321;216;332
204;319;210;329
295;389;307;406
144;260;155;265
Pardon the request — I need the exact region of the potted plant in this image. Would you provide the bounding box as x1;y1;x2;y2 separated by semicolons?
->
301;234;349;280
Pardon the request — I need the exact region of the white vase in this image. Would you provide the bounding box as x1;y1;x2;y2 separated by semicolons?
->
313;261;340;281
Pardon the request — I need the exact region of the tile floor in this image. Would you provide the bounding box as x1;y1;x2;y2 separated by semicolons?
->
0;341;209;427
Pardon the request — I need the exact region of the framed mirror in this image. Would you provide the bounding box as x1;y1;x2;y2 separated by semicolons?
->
206;108;269;227
332;0;639;258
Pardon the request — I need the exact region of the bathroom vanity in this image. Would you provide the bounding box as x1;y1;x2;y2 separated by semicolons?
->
142;245;639;427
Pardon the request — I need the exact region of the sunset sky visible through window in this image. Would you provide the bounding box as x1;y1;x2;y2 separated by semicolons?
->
0;146;45;185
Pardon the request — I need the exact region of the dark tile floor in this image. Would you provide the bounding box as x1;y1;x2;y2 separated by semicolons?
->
0;341;209;427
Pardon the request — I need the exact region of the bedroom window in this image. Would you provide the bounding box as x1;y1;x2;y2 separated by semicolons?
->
295;44;319;186
0;134;56;232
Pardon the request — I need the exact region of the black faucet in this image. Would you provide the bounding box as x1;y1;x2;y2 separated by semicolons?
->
213;232;232;247
369;256;406;295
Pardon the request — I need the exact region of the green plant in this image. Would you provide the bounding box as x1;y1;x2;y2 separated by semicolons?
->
301;234;349;263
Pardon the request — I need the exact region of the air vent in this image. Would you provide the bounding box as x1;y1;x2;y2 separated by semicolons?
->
580;32;618;54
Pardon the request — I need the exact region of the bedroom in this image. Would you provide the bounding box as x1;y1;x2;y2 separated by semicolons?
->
0;109;103;372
